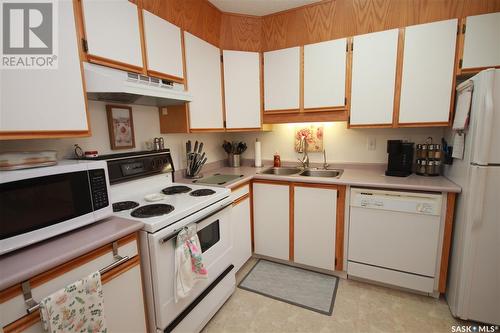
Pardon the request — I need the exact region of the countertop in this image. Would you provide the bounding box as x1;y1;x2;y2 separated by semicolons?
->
0;217;143;291
177;162;461;193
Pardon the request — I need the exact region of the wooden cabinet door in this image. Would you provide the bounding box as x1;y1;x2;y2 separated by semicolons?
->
293;186;337;271
264;47;300;111
304;39;347;109
223;50;261;129
350;29;399;126
231;196;252;271
184;32;224;130
0;0;88;137
253;182;290;260
81;0;143;70
143;10;184;80
462;12;500;70
398;19;457;124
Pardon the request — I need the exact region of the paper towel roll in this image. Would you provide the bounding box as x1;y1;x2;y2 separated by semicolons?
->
254;138;262;167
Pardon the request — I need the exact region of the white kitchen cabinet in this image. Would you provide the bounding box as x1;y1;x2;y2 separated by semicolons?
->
81;0;143;69
253;182;289;260
264;47;300;111
398;19;457;124
462;12;500;70
223;50;261;129
231;195;252;271
1;236;147;333
304;39;347;109
143;10;184;80
184;32;224;130
350;29;399;125
0;0;88;135
293;186;337;270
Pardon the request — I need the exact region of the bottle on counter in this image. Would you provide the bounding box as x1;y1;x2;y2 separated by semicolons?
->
273;153;281;167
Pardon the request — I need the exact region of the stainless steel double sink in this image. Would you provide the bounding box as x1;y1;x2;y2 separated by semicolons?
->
259;167;343;178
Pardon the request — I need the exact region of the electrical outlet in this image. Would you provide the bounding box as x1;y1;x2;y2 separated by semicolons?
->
367;137;376;151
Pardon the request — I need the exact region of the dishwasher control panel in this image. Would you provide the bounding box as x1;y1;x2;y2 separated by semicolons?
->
351;188;442;216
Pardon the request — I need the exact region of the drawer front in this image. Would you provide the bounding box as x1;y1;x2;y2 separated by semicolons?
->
348;207;440;277
1;238;138;327
231;184;250;201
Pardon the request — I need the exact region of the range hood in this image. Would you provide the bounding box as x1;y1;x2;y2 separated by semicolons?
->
84;62;192;107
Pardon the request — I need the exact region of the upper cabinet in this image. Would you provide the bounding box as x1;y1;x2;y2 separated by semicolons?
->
184;32;224;130
461;12;500;71
223;50;261;130
304;39;347;110
264;47;300;112
81;0;143;71
398;19;457;125
0;0;88;139
350;29;399;126
142;10;184;81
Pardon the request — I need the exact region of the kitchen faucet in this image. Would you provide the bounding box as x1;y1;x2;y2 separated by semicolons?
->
298;135;310;168
323;149;329;169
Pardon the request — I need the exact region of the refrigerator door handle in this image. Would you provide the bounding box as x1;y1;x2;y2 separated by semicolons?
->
470;167;487;229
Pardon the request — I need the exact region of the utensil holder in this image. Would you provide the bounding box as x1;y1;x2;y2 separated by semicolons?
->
228;153;241;167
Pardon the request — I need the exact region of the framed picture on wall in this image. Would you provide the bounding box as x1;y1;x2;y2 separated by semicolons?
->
106;104;135;150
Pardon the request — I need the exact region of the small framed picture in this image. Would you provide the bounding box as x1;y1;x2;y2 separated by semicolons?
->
106;104;135;150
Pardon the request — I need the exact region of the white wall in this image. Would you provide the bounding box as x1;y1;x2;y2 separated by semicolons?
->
0;101;227;170
227;122;445;164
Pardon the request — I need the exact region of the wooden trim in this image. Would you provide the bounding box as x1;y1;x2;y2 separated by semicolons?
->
392;28;405;127
136;0;149;75
0;130;91;140
181;30;188;90
345;37;353;125
259;52;265;129
188;128;226;133
397;121;450;127
263;110;348;124
252;179;290;186
3;256;141;333
225;127;264;132
302;106;346;113
230;181;250;191
455;17;466;76
459;65;500;74
289;184;295;261
0;233;137;302
232;193;250;206
147;70;184;84
220;48;227;129
263;108;301;114
86;54;144;74
73;0;88;62
291;182;340;190
349;123;393;129
299;45;304;112
249;182;255;252
335;185;346;271
439;192;456;293
261;0;332;19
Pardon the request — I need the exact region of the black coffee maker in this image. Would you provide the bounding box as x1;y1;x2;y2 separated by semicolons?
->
385;140;414;177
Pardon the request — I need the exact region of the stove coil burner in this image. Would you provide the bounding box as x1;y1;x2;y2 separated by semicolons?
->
112;201;140;212
189;189;216;197
130;204;175;218
161;185;192;195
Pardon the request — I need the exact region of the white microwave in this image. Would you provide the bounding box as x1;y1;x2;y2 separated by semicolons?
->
0;160;112;255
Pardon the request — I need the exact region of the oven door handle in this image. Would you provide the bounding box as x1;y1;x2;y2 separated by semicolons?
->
159;202;232;244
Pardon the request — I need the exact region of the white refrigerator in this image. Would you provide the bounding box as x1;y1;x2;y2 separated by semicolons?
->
444;69;500;325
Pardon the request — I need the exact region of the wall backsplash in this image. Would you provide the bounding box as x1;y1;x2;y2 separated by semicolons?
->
0;101;227;170
227;123;445;164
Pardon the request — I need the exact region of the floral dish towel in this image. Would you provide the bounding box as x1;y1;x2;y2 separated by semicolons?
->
39;271;107;333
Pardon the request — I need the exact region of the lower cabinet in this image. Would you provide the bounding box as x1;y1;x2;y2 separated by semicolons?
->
252;182;290;261
293;185;337;271
1;234;147;333
231;185;253;271
252;180;345;271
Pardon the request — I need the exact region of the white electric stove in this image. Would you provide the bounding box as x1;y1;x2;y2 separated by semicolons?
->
97;150;235;333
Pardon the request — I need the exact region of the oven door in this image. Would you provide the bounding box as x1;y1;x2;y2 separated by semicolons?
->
147;204;233;330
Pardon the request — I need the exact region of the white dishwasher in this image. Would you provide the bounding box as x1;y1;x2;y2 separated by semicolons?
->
348;188;443;294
